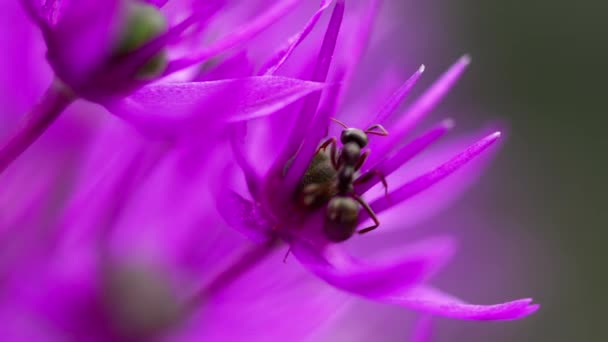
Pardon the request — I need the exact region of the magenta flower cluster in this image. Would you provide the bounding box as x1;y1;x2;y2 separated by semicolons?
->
0;0;538;340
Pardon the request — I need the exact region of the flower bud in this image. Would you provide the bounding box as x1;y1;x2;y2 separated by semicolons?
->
114;1;168;79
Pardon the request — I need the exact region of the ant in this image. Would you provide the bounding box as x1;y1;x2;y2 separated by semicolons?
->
296;118;389;242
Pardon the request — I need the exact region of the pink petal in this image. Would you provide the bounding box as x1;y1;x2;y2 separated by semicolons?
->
281;81;341;202
259;0;335;76
338;0;381;89
165;0;302;73
392;286;540;320
292;236;456;299
366;132;501;218
356;119;453;194
367;65;426;127
369;55;471;166
108;77;325;138
216;190;274;243
229;123;263;201
265;0;344;193
195;51;254;81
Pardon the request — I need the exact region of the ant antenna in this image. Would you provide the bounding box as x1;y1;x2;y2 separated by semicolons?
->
364;124;389;136
330;117;349;129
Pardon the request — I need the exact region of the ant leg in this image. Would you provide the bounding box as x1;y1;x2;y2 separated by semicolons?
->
355;170;389;196
352;194;381;234
354;150;370;171
317;137;339;168
317;137;336;152
365;124;389;136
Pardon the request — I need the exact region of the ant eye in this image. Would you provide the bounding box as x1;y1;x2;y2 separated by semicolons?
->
340;128;368;147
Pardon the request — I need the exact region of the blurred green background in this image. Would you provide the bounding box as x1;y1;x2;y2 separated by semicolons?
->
429;0;606;340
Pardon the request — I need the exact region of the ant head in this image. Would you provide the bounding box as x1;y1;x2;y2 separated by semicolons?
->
340;128;368;148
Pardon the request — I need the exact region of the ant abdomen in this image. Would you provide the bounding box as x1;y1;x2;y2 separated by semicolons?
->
324;196;359;242
296;151;337;209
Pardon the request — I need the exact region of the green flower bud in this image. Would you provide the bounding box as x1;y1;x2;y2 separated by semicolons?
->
115;1;169;79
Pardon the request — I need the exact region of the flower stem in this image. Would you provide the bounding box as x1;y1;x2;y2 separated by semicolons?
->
0;79;75;174
186;237;281;312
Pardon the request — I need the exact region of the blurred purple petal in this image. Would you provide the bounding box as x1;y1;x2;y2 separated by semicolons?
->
216;190;274;243
367;132;501;218
394;286;540;320
293;236;456;299
259;0;334;76
108;77;325;137
266;0;344;199
166;0;302;73
370;56;471;165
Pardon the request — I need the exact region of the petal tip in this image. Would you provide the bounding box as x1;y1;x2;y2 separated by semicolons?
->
460;54;472;65
441;118;456;130
489;131;502;140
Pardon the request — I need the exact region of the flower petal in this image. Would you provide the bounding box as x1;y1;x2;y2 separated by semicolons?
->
108;77;325;138
292;236;456;299
367;65;426;127
265;0;344;194
216;190;274;243
366;132;501;218
165;0;302;73
356;119;453;194
259;0;335;76
390;286;540;320
369;55;471;165
196;51;254;81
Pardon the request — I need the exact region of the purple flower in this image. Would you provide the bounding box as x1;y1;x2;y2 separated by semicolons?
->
217;0;539;324
0;0;323;173
0;0;540;340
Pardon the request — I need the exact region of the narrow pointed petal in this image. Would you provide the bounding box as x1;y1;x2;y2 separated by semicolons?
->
165;0;302;74
108;77;325;138
393;286;540;320
368;65;426;127
267;0;345;183
370;56;471;165
216;190;274;243
292;236;456;299
339;0;381;86
281;82;341;201
367;132;501;217
259;0;335;76
230;123;263;201
356;119;453;194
